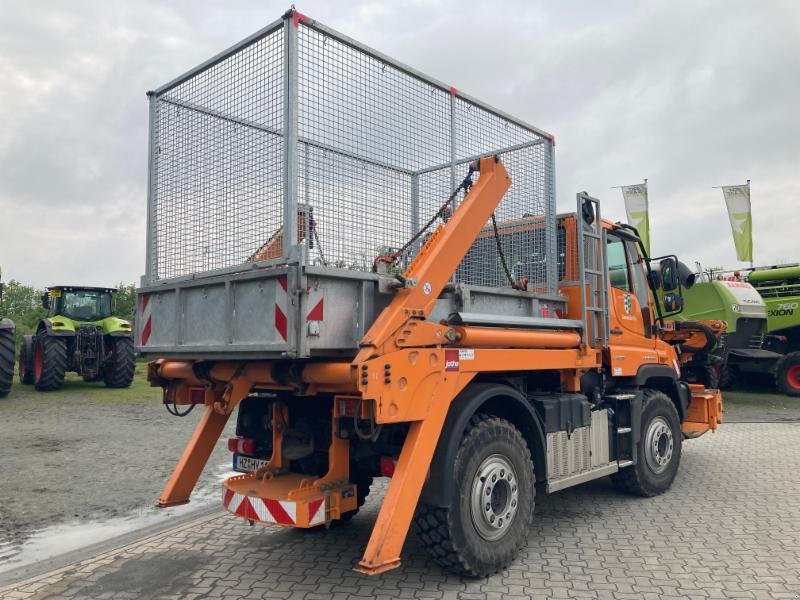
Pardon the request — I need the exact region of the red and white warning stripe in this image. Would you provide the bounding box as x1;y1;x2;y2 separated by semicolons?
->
275;275;289;341
140;293;152;346
223;488;326;527
306;287;324;322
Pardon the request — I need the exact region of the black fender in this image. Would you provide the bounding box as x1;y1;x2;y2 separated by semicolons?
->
37;318;75;337
107;331;133;338
634;364;688;421
419;382;547;508
0;317;14;332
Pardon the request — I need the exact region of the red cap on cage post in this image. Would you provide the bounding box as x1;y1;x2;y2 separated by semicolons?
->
449;86;458;97
291;9;310;28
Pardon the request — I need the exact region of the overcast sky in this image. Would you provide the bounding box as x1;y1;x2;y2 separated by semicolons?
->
1;0;798;288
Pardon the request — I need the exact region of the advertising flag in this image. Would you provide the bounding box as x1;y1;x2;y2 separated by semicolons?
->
621;183;650;254
721;183;752;263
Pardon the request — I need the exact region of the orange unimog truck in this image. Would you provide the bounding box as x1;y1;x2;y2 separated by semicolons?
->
138;9;722;577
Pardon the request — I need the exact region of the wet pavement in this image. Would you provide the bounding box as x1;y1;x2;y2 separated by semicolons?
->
0;365;235;571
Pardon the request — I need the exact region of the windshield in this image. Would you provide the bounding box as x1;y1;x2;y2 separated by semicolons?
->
55;290;113;321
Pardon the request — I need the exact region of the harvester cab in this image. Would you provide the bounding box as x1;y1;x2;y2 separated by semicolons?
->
0;267;15;398
19;286;135;391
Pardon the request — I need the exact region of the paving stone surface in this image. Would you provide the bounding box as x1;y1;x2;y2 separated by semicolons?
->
1;423;798;600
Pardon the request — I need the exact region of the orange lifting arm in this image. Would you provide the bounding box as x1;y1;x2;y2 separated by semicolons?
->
356;155;511;360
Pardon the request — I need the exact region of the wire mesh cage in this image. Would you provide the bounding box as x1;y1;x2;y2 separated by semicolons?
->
146;11;556;292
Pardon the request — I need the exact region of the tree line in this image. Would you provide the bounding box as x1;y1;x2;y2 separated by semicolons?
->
0;281;136;349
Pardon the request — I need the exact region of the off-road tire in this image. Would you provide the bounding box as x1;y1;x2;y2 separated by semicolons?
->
775;351;800;397
338;472;373;523
18;335;34;385
413;414;535;578
610;389;682;497
33;335;67;392
0;327;15;398
716;361;738;390
103;337;135;388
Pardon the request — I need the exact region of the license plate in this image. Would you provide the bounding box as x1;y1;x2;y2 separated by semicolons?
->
233;453;268;473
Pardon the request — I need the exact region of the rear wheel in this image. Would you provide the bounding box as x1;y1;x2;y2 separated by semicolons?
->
337;471;373;523
18;335;34;385
414;414;535;577
716;361;738;390
775;352;800;397
33;334;67;391
103;337;135;388
611;389;682;497
0;327;15;398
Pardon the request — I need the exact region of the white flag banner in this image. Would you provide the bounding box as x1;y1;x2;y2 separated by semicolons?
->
621;183;650;254
721;183;752;262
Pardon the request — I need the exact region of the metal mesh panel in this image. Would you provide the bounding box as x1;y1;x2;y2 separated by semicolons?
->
149;26;285;280
146;15;554;289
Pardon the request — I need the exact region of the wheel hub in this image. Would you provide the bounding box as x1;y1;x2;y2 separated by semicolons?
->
644;416;674;474
470;454;519;541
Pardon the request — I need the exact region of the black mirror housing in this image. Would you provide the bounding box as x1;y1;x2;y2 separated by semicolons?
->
659;257;680;292
664;293;684;313
41;293;50;309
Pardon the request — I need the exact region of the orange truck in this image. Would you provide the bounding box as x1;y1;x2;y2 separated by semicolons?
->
138;10;721;577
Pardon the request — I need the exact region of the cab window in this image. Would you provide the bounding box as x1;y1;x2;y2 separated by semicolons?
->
606;233;631;291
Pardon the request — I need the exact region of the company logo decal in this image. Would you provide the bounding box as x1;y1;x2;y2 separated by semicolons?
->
444;348;460;371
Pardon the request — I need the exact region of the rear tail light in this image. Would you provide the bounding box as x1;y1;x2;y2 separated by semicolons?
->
379;455;397;477
338;396;359;418
227;437;256;455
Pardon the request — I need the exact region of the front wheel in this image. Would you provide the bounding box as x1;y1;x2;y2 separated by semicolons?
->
414;415;535;578
18;335;34;385
611;389;682;497
775;352;800;397
103;337;135;388
33;335;67;391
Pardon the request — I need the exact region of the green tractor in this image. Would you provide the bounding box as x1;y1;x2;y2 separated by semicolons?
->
18;286;135;391
0;269;15;398
747;265;800;394
676;271;800;395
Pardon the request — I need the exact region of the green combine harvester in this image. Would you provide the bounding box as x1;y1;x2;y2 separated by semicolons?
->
677;269;800;395
18;286;136;391
0;269;15;398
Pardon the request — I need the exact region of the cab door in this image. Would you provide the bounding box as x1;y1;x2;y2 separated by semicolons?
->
606;231;657;376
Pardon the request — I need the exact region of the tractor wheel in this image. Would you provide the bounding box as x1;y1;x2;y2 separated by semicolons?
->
716;362;738;390
775;352;800;397
701;365;719;389
33;335;67;391
103;337;135;388
18;335;34;385
0;327;14;398
413;414;535;578
610;389;682;497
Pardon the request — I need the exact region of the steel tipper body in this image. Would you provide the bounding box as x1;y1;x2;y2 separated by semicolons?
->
138;10;721;577
19;286;135;391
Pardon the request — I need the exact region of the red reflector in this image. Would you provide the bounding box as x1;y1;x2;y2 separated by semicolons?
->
227;437;256;455
338;397;358;417
240;438;255;455
189;388;205;404
379;456;396;477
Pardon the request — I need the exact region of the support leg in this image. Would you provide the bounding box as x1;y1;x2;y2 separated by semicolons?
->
157;405;231;507
356;378;471;574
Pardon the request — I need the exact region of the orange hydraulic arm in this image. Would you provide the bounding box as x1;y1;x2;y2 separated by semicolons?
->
354;155;512;574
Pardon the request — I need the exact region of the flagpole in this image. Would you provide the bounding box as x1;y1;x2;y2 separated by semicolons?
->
747;179;752;269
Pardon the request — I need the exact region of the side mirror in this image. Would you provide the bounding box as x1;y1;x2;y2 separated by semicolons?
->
580;196;595;226
41;293;50;309
664;294;684;313
659;257;679;292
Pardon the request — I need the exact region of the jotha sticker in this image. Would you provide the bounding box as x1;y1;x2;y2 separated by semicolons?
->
444;348;459;371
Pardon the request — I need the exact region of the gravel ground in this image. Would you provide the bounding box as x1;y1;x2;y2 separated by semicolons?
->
0;362;235;567
0;363;798;573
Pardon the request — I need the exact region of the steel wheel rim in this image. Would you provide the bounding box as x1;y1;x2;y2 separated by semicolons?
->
470;454;519;541
644;416;674;474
